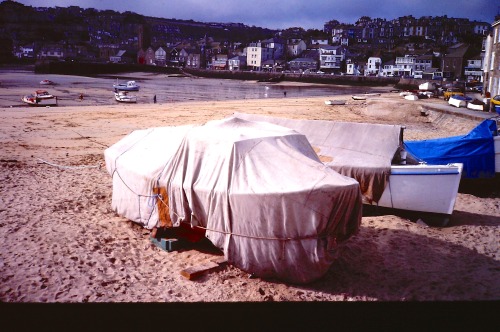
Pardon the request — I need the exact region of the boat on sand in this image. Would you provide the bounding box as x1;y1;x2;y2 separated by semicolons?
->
113;80;140;91
21;90;57;106
448;95;472;108
324;100;346;105
114;91;137;103
232;112;463;224
105;117;362;284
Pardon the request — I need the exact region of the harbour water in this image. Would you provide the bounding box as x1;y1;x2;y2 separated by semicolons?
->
0;69;389;107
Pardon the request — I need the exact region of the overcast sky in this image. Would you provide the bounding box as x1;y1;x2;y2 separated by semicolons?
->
14;0;498;30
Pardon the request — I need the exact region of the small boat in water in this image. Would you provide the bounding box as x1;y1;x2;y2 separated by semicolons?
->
21;90;57;106
113;80;140;91
114;91;137;103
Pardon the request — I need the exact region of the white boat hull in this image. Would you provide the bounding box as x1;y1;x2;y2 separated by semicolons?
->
404;94;418;101
22;95;57;106
114;92;137;103
377;163;463;215
467;102;484;111
325;100;345;105
448;97;466;107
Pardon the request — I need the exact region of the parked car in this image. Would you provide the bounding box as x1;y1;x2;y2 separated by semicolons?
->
491;95;500;114
443;88;464;101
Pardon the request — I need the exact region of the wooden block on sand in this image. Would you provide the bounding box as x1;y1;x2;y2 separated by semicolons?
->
180;258;227;280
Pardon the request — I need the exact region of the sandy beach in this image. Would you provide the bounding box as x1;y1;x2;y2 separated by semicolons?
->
0;70;499;305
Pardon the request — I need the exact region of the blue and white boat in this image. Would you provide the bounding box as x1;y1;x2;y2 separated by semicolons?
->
405;119;499;177
448;94;472;107
232;113;464;220
113;80;140;91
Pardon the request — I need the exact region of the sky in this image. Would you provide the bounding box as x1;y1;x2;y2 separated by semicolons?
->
12;0;498;30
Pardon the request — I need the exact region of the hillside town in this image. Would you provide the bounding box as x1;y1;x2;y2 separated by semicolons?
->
1;0;500;96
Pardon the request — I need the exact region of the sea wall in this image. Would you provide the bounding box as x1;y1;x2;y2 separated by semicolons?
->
182;68;400;87
34;61;400;87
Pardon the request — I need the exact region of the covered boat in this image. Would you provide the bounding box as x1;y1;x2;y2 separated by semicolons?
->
232;113;463;217
405;119;499;178
105;117;362;283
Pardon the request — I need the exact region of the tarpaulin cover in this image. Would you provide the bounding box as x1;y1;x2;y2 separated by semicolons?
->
404;119;497;178
105;117;362;283
232;113;403;203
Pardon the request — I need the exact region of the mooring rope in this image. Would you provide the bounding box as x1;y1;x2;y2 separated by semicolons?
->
36;157;102;170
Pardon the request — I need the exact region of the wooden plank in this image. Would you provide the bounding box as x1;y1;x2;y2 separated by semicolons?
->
180;258;228;280
180;261;219;280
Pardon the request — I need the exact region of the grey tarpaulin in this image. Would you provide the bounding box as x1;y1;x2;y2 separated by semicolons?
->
232;113;404;203
105;117;362;283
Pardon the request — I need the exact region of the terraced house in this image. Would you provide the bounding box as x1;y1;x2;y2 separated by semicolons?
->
484;17;500;97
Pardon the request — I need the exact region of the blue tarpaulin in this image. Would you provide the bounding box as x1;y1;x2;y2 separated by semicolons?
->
404;119;498;178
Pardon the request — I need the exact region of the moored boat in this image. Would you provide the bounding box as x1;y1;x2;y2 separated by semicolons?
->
113;80;140;91
21;90;57;106
39;79;54;85
114;91;137;103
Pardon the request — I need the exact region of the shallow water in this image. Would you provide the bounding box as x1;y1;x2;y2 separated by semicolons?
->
0;69;386;106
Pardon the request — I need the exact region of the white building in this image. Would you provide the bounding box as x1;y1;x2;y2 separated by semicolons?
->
381;60;396;77
394;55;416;77
245;42;274;71
365;57;381;76
318;45;345;73
464;56;483;82
483;18;500;98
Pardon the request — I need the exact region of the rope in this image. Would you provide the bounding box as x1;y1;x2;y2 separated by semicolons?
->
37;158;102;170
155;192;322;242
71;130;109;148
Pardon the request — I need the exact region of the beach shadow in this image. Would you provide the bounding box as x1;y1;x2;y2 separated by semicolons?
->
302;224;500;301
447;210;500;227
458;176;500;198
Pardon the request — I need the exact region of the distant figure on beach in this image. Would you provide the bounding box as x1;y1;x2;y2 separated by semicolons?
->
284;91;287;97
153;95;157;103
79;93;84;101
